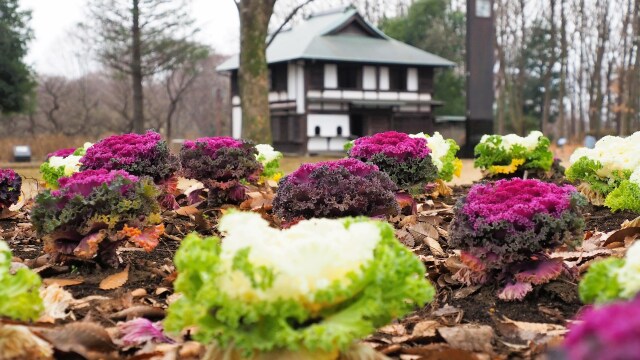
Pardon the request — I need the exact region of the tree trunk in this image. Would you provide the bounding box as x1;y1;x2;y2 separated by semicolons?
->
131;0;145;133
558;0;567;139
238;0;274;144
541;0;557;135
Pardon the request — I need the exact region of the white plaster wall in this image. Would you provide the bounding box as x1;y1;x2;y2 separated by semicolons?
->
232;106;242;139
379;66;390;90
407;67;418;91
307;114;350;137
329;137;349;151
363;66;377;90
324;64;338;88
296;63;305;114
308;137;329;152
287;63;297;99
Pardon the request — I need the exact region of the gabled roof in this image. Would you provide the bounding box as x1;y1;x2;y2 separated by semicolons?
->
217;7;455;71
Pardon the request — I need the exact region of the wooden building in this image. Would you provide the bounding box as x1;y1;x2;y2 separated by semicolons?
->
217;6;454;153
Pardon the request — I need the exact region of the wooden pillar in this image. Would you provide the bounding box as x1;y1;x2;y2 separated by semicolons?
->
463;0;495;157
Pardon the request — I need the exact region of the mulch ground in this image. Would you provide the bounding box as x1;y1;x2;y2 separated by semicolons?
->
2;183;639;360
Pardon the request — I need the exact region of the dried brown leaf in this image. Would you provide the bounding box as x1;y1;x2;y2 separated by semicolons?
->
423;237;446;257
41;322;117;360
622;216;640;229
175;205;200;216
42;278;84;287
99;265;129;290
438;325;494;353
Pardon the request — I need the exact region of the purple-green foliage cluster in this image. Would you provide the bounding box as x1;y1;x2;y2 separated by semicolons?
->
563;297;640;360
180;137;262;206
80;130;178;182
31;169;161;267
0;169;22;210
449;178;585;300
47;147;75;159
272;158;399;222
347;131;438;189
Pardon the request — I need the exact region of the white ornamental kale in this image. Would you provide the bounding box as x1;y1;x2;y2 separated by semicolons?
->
165;211;434;355
254;144;282;165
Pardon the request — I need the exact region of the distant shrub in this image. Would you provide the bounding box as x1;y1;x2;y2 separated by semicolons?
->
273;158;399;222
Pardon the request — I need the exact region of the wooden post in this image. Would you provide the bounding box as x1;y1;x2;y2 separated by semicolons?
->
463;0;495;157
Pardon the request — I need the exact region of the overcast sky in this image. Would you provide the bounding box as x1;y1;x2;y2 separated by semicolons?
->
21;0;241;75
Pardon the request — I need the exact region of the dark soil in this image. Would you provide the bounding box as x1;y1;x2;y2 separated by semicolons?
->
582;203;638;232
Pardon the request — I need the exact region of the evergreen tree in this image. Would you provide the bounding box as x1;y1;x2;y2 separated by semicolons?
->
0;0;35;114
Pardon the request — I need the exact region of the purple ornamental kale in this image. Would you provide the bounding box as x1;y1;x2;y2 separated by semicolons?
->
31;169;162;267
0;169;22;210
272;158;399;222
180;137;262;206
449;178;585;300
80;130;178;182
348;131;438;189
563;297;640;360
47;148;76;159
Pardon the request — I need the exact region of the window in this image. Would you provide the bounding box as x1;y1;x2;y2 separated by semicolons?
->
337;64;361;89
314;126;321;136
337;126;343;136
269;64;287;92
388;67;407;91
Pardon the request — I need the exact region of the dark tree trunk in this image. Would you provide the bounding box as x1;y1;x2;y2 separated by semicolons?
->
238;0;274;144
131;0;145;133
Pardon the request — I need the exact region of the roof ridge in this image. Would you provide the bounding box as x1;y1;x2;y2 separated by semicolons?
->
306;5;353;19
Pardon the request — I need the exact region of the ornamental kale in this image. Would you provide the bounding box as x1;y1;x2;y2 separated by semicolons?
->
31;169;164;267
449;178;585;301
255;144;283;182
0;169;21;210
579;240;640;304
566;133;640;207
41;142;92;189
272;158;399;222
165;212;434;357
410;132;462;182
80;131;178;182
474;131;554;177
563;297;640;360
180;137;262;206
0;241;43;321
348;131;438;189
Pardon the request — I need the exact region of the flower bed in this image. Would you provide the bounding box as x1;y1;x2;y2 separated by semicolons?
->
165;211;434;357
566;132;640;211
40;142;92;189
474;131;554;177
449;178;585;300
180;137;262;206
31;169;163;267
347;131;438;190
272;158;399;222
410;131;462;182
0;169;21;210
80;131;178;182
